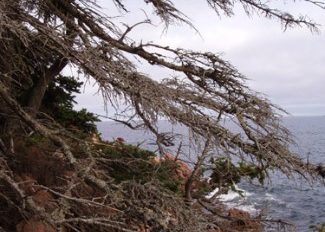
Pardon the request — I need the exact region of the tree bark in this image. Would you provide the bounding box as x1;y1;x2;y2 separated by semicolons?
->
27;57;68;115
184;138;210;202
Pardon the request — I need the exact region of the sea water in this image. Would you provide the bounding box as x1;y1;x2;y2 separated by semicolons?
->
97;116;325;231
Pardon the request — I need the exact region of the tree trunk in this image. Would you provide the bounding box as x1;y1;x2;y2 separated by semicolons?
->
27;57;68;115
184;138;210;202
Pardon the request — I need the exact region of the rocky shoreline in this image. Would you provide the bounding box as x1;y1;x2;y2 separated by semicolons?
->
2;136;264;232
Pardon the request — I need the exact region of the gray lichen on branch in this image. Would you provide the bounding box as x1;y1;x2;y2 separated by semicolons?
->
0;0;324;231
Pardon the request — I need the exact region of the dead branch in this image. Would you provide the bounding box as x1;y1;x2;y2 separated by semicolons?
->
0;1;324;231
0;81;76;164
185;137;211;201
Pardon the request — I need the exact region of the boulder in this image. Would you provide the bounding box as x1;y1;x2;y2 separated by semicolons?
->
228;208;250;219
228;208;262;231
163;153;192;180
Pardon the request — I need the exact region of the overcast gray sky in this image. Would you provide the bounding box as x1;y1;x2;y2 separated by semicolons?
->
74;0;325;116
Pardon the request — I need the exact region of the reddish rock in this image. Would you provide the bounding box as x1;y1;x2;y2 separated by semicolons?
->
32;190;56;212
164;153;192;180
16;219;55;232
17;146;67;186
17;175;39;195
151;156;161;164
227;208;263;232
63;170;75;179
175;161;191;179
228;208;250;219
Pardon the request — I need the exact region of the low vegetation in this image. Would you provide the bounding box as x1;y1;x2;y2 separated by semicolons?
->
0;0;324;231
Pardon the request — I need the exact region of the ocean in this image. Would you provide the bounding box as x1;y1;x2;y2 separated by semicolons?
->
97;116;325;231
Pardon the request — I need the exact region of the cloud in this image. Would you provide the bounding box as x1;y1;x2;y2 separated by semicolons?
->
75;0;325;116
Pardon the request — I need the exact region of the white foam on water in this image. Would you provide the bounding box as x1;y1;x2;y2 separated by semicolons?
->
218;190;240;202
219;186;252;201
235;204;258;215
205;186;259;215
205;185;252;201
265;193;276;201
264;193;285;205
205;187;219;199
224;201;259;215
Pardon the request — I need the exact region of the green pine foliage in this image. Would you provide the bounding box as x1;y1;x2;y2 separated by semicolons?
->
96;142;182;193
42;75;99;133
210;157;266;192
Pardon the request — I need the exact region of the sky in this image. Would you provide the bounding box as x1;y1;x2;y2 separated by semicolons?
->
74;0;325;117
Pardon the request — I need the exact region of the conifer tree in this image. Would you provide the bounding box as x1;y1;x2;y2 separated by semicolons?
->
0;1;324;231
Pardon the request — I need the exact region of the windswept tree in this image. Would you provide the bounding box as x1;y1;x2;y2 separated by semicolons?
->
0;0;324;231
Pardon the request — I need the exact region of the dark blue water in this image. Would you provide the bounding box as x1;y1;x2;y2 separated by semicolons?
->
97;116;325;231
